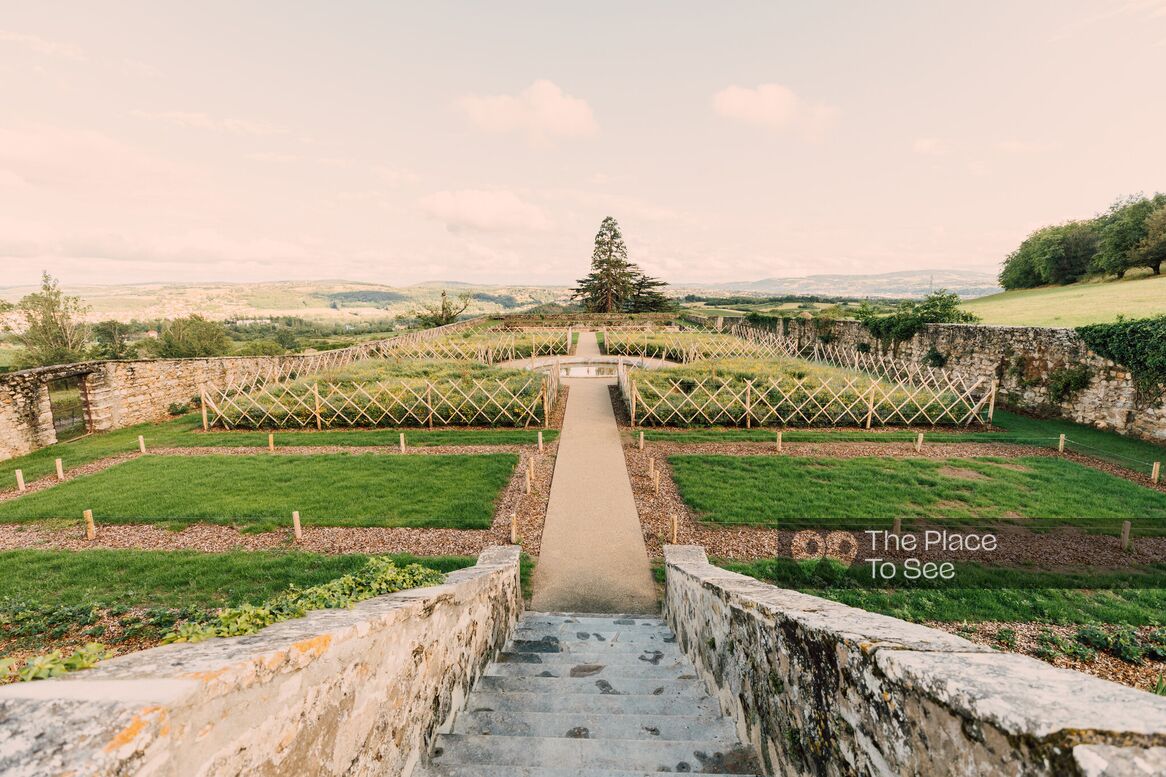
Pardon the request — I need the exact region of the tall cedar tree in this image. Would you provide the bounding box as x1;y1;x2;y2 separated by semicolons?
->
573;217;670;312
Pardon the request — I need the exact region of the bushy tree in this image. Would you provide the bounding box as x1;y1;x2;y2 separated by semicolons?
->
574;217;639;313
415;290;470;327
999;221;1099;289
91;320;138;360
152;315;232;358
1133;203;1166;276
6;272;91;366
627;273;674;313
857;290;978;342
1094;194;1166;278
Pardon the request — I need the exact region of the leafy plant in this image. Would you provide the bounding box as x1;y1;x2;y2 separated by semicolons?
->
994;627;1018;649
856;291;979;344
1047;365;1092;404
1077;316;1166;401
3;643;113;683
1075;624;1110;650
922;347;948;369
167;402;191;416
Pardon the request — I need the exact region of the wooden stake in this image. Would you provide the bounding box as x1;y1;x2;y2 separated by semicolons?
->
83;509;95;540
138;435;146;454
776;431;783;453
527;458;535;482
14;469;24;493
525;472;531;495
538;430;544;453
638;431;644;450
914;432;924;453
399;432;406;453
649;457;655;476
864;386;875;430
1152;461;1161;484
313;383;323;430
670;513;678;544
268;433;275;452
510;512;518;544
200;387;209;431
55;458;64;481
1121;520;1132;551
892;517;902;536
426;382;434;429
630;378;637;427
745;381;752;429
653;470;660;495
1058;434;1066;454
987;380;998;424
292;511;302;542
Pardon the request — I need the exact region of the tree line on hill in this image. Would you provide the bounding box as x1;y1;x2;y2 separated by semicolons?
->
999;193;1166;289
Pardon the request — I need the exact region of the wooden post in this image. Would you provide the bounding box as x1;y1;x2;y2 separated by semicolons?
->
542;380;550;429
538;431;544;453
865;386;875;429
399;432;406;453
914;432;924;453
630;379;637;427
200;387;210;431
567;326;572;354
776;431;783;453
670;513;678;544
138;435;146;453
1121;520;1132;551
55;458;64;481
638;431;644;450
649;457;655;476
1152;461;1161;484
892;517;902;536
525;471;531;495
426;382;434;429
653;470;660;495
510;512;518;544
527;458;535;482
268;433;275;452
313;383;323;430
1058;434;1066;454
83;509;95;540
15;469;26;492
292;511;303;542
745;381;752;429
987;380;998;424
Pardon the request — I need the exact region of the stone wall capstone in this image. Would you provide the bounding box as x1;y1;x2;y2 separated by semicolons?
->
0;546;523;777
663;546;1166;776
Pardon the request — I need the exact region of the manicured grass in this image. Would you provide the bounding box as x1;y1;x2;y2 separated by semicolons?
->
670;455;1166;532
717;559;1166;626
0;454;517;530
641;409;1166;476
0;413;555;494
0;549;475;654
962;271;1166;327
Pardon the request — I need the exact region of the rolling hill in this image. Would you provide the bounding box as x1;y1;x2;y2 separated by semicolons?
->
962;272;1166;327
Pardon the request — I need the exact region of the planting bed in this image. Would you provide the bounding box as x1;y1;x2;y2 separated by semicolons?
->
0;453;518;531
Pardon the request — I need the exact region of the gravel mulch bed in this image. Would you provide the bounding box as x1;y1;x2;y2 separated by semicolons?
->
928;621;1165;694
623;438;1166;564
0;442;556;558
0;453;140;504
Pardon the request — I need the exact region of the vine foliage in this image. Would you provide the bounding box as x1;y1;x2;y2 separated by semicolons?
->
1077;315;1166;400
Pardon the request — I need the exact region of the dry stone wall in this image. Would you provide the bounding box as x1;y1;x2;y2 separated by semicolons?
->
0;546;522;777
750;317;1166;441
663;546;1166;776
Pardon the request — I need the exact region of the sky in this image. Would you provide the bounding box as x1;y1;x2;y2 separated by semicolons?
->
1;1;1165;288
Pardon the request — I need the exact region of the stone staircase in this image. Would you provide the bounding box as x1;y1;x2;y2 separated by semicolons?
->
419;613;762;777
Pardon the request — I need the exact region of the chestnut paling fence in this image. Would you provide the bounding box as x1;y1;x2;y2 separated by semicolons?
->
203;371;560;429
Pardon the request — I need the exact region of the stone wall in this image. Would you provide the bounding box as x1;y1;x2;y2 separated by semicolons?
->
663;546;1166;776
0;546;522;777
741;317;1166;442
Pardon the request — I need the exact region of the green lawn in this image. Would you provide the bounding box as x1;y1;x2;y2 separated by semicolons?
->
0;549;474;655
717;559;1166;626
962;271;1166;327
670;455;1166;532
1;413;555;494
641;409;1166;476
0;454;517;530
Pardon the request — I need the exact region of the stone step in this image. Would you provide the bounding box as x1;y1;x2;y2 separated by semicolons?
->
495;649;685;667
510;629;677;646
462;692;721;717
451;710;736;741
520;615;666;629
507;635;681;655
485;661;697;680
474;676;706;698
418;766;760;777
430;735;761;774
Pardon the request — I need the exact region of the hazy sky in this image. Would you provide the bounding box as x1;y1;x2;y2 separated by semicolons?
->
2;1;1165;287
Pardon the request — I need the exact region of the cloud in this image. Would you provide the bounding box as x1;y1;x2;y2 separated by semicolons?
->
131;110;289;136
458;80;597;143
712;83;839;140
0;29;85;60
912;137;951;156
418;189;551;232
994;139;1055;155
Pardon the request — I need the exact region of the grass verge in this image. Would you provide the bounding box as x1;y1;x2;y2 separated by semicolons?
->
0;453;517;530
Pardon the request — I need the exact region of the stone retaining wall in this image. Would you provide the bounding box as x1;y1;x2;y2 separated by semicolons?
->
0;546;523;777
732;317;1166;442
663;546;1166;776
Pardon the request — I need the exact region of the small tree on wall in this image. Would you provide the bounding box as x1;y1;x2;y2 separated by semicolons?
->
5;272;91;367
573;216;671;313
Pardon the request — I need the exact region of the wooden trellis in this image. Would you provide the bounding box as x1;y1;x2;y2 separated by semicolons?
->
203;371;559;430
617;365;992;428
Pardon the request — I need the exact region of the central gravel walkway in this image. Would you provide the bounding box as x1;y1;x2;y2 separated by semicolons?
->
530;332;657;613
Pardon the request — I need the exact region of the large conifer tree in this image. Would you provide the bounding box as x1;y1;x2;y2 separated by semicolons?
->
573;217;670;312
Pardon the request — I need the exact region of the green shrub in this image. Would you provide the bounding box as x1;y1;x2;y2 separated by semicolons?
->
995;627;1018;649
1047;365;1092;403
167;402;191;416
1110;627;1145;665
856;291;979;344
1076;624;1110;650
1077;316;1166;400
855;342;872;354
922;347;948;369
